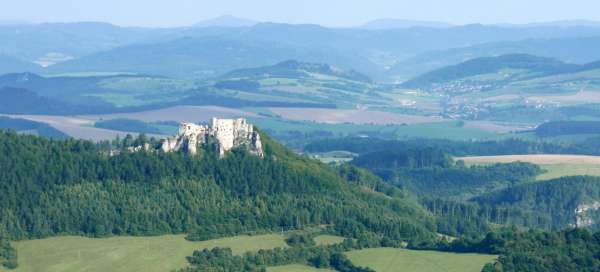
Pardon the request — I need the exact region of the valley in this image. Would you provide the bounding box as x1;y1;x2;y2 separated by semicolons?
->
2;15;600;272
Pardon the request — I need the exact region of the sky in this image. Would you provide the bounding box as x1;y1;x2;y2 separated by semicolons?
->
1;0;600;27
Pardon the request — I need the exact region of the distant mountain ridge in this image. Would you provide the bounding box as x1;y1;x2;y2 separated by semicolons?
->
497;20;600;28
4;22;600;80
389;36;600;82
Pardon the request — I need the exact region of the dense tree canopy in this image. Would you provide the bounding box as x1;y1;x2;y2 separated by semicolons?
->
0;130;436;244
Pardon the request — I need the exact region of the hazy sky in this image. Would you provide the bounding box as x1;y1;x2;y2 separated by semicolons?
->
2;0;600;27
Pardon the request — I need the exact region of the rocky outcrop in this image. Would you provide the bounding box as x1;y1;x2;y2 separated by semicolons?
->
574;201;600;228
161;118;263;158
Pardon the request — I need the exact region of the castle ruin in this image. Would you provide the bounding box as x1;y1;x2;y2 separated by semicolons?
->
161;118;263;157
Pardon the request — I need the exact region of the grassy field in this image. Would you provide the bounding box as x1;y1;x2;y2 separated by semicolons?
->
458;154;600;181
346;248;496;272
313;235;346;246
267;264;335;272
12;234;287;272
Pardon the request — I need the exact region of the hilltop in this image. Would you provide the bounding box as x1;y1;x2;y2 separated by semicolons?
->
0;129;437;243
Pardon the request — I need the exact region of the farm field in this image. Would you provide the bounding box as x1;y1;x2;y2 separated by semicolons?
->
313;235;346;246
345;248;496;272
458;154;600;180
11;234;287;272
267;264;335;272
269;107;444;125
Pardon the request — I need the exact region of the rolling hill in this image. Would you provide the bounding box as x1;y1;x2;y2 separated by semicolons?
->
0;129;437;242
401;54;581;89
33;22;600;80
52;35;380;78
202;60;387;108
0;22;163;63
389;36;600;81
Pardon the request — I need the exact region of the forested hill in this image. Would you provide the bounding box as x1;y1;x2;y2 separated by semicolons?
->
0;130;437;244
401;54;583;89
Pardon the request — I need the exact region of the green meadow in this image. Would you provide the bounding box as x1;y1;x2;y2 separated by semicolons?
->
11;234;287;272
346;247;496;272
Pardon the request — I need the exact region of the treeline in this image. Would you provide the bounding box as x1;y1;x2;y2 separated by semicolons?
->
350;147;541;200
181;236;373;272
388;162;541;200
421;175;600;235
0;229;16;269
473;176;600;230
420;228;600;272
0;130;437;246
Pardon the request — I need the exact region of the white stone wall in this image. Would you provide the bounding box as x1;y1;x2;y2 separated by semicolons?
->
162;118;262;157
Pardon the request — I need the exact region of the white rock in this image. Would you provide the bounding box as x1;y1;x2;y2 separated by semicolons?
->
161;118;263;158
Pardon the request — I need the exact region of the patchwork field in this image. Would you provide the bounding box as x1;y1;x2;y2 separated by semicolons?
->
346;248;496;272
11;234;287;272
458;154;600;180
269;107;444;125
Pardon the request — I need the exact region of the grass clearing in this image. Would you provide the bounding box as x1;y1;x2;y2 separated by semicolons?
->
12;234;286;272
346;248;496;272
537;164;600;180
313;235;346;246
267;264;335;272
458;154;600;181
